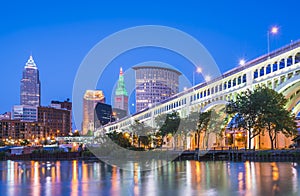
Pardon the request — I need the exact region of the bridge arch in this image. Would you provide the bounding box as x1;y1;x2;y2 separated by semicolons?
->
275;74;300;94
287;95;300;114
292;102;300;115
275;74;300;114
201;100;228;112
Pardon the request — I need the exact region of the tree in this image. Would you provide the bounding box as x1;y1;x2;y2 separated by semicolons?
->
180;111;200;133
179;111;200;149
226;86;298;149
155;113;167;131
156;111;180;137
255;87;297;149
155;111;180;148
106;131;131;148
197;110;211;149
205;109;227;148
129;120;152;148
226;89;263;149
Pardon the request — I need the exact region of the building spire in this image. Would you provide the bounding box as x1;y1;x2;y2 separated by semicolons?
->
120;67;123;75
25;55;37;68
115;67;128;96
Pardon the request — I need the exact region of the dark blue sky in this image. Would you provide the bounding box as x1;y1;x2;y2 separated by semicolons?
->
1;1;300;126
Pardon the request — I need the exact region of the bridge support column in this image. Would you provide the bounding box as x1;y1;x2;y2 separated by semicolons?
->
272;79;275;89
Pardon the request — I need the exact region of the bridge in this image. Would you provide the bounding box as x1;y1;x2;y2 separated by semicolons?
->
95;40;300;150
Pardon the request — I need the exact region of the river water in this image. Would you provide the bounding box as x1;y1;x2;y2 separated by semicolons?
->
0;160;299;195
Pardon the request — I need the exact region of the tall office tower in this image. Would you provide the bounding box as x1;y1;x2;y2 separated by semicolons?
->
82;90;105;135
114;67;128;116
20;55;41;106
133;66;181;112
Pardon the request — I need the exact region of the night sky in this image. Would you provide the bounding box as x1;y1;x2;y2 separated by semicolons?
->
1;1;300;129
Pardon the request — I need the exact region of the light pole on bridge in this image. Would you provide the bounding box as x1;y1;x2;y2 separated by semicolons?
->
267;26;279;57
193;67;202;86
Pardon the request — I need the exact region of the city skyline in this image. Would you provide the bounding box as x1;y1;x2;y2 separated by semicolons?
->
1;1;300;130
0;2;300;195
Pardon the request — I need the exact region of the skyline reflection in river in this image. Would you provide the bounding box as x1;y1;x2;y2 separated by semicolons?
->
0;160;299;195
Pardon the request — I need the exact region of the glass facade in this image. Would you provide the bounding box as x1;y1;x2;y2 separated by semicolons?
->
94;102;113;128
133;66;181;112
20;55;41;106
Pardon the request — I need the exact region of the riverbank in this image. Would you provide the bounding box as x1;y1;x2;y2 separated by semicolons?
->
177;149;300;162
0;151;98;161
1;149;300;162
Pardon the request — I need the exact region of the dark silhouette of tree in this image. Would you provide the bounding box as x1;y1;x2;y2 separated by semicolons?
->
106;131;131;148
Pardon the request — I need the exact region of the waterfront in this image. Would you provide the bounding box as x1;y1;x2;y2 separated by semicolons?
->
0;160;299;195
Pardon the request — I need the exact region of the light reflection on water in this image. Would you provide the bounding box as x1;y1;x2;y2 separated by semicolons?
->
0;160;299;195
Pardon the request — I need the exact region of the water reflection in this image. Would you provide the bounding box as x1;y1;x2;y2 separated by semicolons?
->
0;160;299;195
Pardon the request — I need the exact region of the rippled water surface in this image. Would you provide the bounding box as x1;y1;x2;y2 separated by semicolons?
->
0;160;299;195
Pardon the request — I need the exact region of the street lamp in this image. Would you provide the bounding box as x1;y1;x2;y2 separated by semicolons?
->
204;75;211;82
239;59;246;66
267;26;279;57
193;67;202;86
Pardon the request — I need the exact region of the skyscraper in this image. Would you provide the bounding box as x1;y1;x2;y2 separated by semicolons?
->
20;55;41;106
82;90;105;135
114;67;128;116
133;66;181;112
